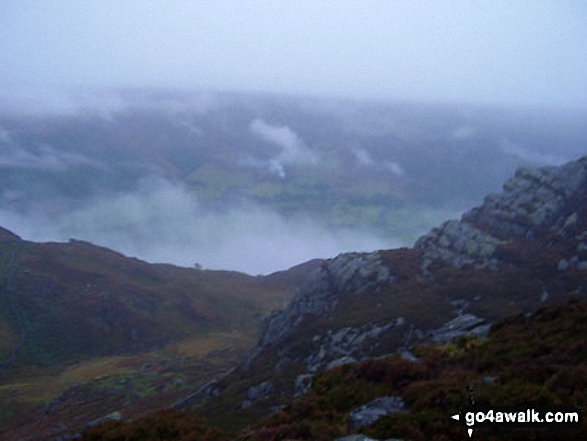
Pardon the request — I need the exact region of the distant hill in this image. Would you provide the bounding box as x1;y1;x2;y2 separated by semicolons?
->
0;233;312;440
0;236;303;369
1;89;586;273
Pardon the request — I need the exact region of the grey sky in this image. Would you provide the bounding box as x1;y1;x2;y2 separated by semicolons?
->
1;1;586;106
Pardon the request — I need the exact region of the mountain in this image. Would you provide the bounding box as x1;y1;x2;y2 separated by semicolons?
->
3;156;587;440
178;156;587;437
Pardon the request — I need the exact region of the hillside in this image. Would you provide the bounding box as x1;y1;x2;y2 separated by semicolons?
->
0;235;309;440
85;299;587;440
2;156;587;441
180;156;587;438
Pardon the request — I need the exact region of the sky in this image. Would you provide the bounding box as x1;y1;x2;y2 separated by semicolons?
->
1;1;587;107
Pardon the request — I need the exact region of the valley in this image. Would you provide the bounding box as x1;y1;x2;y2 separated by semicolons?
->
0;91;586;440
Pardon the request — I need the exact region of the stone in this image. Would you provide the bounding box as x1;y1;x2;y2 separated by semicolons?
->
294;374;313;398
246;380;272;401
259;252;397;347
430;314;489;344
414;220;504;272
463;157;587;237
348;396;408;430
85;411;122;429
326;356;357;370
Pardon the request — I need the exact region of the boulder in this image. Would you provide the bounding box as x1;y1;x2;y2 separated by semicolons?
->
348;396;408;430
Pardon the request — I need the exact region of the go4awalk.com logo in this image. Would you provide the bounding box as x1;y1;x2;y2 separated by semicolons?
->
451;406;583;437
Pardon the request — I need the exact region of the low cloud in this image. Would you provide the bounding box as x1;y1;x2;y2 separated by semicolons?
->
0;179;397;275
250;118;319;178
0;140;103;171
354;148;375;166
353;148;405;177
385;161;405;177
452;126;477;140
500;140;568;166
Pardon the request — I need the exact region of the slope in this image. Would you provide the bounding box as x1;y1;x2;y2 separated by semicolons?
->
189;156;587;432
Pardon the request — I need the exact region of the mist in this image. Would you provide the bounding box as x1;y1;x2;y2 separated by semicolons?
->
0;178;403;275
0;85;585;275
1;1;586;107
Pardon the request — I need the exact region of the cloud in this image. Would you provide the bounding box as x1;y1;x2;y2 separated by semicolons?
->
452;126;477;140
385;162;405;177
250;118;319;178
353;148;405;177
0;126;12;143
2;1;586;106
0;179;397;275
499;139;568;166
354;148;374;166
0;141;103;171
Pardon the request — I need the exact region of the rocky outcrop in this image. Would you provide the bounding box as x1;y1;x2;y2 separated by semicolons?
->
463;158;587;236
305;321;399;373
259;252;396;347
85;411;122;429
429;313;490;344
258;158;587;350
348;396;408;430
241;380;273;409
415;220;503;271
415;156;587;271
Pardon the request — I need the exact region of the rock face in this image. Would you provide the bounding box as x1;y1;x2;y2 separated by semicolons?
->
259;251;397;347
429;313;490;344
464;159;587;236
415;220;503;271
415;156;587;271
305;321;398;373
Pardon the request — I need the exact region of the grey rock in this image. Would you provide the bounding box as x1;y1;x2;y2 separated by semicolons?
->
294;374;314;398
172;367;236;409
400;350;418;361
464;158;587;237
430;314;489;344
259;252;397;347
558;259;570;271
483;376;499;385
326;355;358;370
414;220;504;271
247;380;272;401
415;157;587;273
348;396;408;430
85;411;122;429
305;322;395;373
269;404;286;414
562;212;578;231
241;380;273;409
